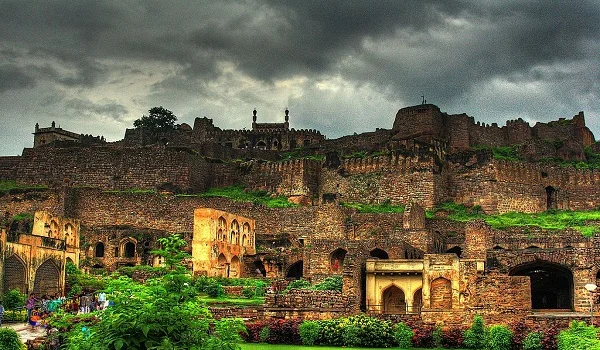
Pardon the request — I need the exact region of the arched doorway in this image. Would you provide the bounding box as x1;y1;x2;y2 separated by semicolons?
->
230;256;240;278
382;285;406;314
95;242;105;257
124;242;135;258
218;253;228;278
370;248;389;259
3;255;27;293
446;246;462;258
510;261;573;310
412;288;423;313
546;186;557;210
330;248;347;272
430;277;452;309
286;260;303;279
253;260;266;277
33;259;60;296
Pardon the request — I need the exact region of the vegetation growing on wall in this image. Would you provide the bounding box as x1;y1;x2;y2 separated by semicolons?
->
341;200;405;213
0;180;48;195
427;202;600;236
472;145;522;161
199;185;298;208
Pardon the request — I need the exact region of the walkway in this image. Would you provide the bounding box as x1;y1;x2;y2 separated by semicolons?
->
1;323;47;343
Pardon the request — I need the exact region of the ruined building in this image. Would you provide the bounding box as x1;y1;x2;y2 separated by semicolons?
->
1;104;599;325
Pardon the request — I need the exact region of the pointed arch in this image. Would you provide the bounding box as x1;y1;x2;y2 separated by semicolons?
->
330;248;347;272
370;248;389;259
493;245;505;250
253;260;266;277
3;254;27;293
430;277;452;309
230;256;240;278
95;242;105;258
124;241;136;258
286;260;303;279
412;288;423;313
242;234;247;246
50;220;59;238
33;259;60;296
546;186;557;210
382;285;406;314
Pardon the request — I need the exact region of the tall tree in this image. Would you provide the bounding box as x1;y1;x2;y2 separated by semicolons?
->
133;106;177;131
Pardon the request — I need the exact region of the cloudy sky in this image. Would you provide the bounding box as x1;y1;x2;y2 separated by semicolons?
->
1;0;599;156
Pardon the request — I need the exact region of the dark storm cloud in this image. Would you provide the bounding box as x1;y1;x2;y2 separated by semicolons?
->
0;65;36;92
65;99;128;122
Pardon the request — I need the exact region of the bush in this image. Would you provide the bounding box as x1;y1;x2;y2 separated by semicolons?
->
464;315;486;349
557;320;600;350
318;319;344;346
412;325;434;348
204;284;225;298
510;320;529;349
486;325;512;350
0;328;24;350
313;276;343;291
265;319;302;345
242;286;256;299
283;279;311;293
542;325;560;350
442;326;465;348
299;320;320;346
394;322;414;349
522;332;543;350
3;289;26;310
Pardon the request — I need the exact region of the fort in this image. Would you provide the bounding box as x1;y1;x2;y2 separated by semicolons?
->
1;103;599;326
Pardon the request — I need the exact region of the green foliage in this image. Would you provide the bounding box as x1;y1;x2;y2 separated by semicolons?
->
204;284;225;298
522;331;543;350
204;318;247;350
299;320;321;346
242;286;256;299
464;315;486;349
259;326;271;343
200;185;297;208
151;233;191;271
486;325;512;350
3;289;26;310
473;145;521;161
341;201;405;213
433;325;443;348
280;151;325;161
393;322;414;349
133;106;177;131
283;279;311;293
557;320;600;350
313;276;343;291
0;180;48;196
66;261;106;295
0;328;25;350
11;212;34;221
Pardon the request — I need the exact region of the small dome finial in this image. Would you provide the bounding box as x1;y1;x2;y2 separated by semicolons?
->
252;108;257;122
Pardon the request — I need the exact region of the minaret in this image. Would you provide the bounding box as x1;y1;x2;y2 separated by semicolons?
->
284;108;289;129
252;109;257;129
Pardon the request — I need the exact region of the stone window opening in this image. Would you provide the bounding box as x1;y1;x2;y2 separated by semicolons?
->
230;256;240;278
95;242;105;258
50;220;59;239
412;288;423;313
510;261;573;310
254;260;266;277
446;246;463;258
493;245;505;250
124;242;135;258
370;248;389;259
330;248;347;272
286;260;303;279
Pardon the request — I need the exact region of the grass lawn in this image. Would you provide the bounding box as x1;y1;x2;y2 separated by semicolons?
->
240;344;462;350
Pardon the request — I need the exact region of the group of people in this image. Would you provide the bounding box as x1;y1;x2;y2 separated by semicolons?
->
23;291;110;329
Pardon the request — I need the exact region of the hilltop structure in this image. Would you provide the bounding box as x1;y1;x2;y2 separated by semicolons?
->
1;104;599;326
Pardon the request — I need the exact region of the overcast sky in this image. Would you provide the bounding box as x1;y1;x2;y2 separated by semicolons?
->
1;0;599;156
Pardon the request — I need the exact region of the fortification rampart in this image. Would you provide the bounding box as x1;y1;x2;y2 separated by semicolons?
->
0;156;21;179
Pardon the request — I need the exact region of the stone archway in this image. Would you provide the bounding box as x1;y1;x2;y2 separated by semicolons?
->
510;261;573;310
33;259;60;296
430;277;452;309
124;242;135;258
446;246;463;258
95;242;105;257
382;285;406;314
330;248;347;272
3;255;27;293
412;288;423;313
230;256;240;278
218;253;228;278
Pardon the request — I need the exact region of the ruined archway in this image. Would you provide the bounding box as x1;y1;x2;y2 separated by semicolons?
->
446;246;463;258
286;260;303;279
430;277;452;309
382;285;406;314
370;248;389;259
330;248;347;272
95;242;105;258
218;253;228;278
3;255;27;293
230;256;240;278
124;242;136;258
510;261;573;310
546;186;557;210
412;288;423;313
33;259;60;296
253;260;266;277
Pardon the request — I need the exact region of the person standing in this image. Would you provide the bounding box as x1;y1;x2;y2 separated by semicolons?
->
25;294;36;324
0;300;5;326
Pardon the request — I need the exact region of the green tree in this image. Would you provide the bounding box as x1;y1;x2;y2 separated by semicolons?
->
133;106;177;131
464;315;487;349
151;233;190;271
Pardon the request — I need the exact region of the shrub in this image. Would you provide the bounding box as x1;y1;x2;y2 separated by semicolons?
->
557;320;600;350
442;326;465;348
299;320;320;346
0;328;25;350
412;325;434;348
486;325;512;350
510;319;529;349
318;319;344;346
204;284;225;298
522;332;543;350
242;286;256;299
542;325;560;350
464;315;486;349
283;279;311;293
433;325;443;348
313;275;343;291
394;322;414;349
